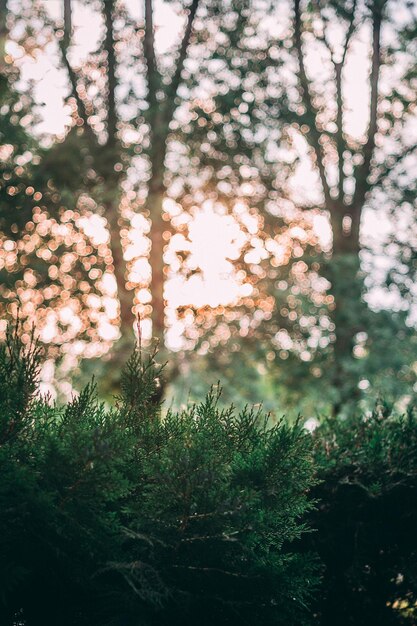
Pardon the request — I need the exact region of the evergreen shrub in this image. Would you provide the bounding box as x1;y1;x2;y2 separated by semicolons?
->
0;328;318;626
309;403;417;626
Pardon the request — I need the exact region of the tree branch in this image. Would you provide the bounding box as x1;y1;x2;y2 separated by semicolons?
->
166;0;200;116
103;0;118;147
0;0;8;71
335;1;357;198
340;2;357;67
144;0;200;176
334;62;345;198
293;0;332;208
171;565;256;579
352;0;384;209
313;0;357;200
144;0;159;117
63;0;72;49
58;0;95;141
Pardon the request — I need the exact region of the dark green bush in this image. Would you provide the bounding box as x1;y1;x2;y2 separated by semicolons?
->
0;329;318;626
309;403;417;626
0;328;132;626
115;386;319;625
5;327;416;626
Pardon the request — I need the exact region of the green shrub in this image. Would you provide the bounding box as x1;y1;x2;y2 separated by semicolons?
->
0;329;319;626
0;328;132;626
115;384;318;625
309;403;417;626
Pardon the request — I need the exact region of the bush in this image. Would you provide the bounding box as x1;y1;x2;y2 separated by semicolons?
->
309;403;417;626
0;329;319;626
0;328;132;626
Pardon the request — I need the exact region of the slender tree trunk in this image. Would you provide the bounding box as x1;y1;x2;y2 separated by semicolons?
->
147;181;169;404
146;108;169;350
142;0;200;355
327;205;364;413
0;0;7;72
148;182;166;349
106;200;134;336
291;0;383;414
101;0;135;346
146;120;169;346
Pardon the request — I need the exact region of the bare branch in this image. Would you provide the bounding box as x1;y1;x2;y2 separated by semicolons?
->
144;0;159;115
103;0;118;147
0;0;8;70
167;0;200;108
334;63;345;198
352;1;384;208
336;1;357;197
58;0;95;141
63;0;72;49
59;50;92;132
293;0;332;208
144;0;200;175
312;1;358;200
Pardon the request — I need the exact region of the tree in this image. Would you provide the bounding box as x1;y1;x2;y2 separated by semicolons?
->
273;0;417;410
0;0;130;370
21;0;283;377
55;0;133;341
2;0;264;389
50;0;255;355
181;0;417;414
141;0;200;348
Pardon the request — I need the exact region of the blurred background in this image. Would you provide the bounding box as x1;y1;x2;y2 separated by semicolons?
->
0;0;416;417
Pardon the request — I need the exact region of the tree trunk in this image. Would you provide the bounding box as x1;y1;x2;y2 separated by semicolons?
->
106;200;134;337
101;0;134;344
327;205;365;413
81;190;136;397
0;0;7;72
147;178;166;351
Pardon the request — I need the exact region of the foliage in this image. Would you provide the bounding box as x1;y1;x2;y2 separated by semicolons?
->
176;301;417;419
0;325;130;626
308;402;417;626
0;328;319;626
116;390;319;625
183;0;417;415
1;0;417;414
3;326;417;626
0;22;111;354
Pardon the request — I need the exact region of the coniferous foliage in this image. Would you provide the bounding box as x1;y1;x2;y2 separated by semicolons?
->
0;328;319;626
309;404;417;626
113;388;318;625
0;326;131;626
